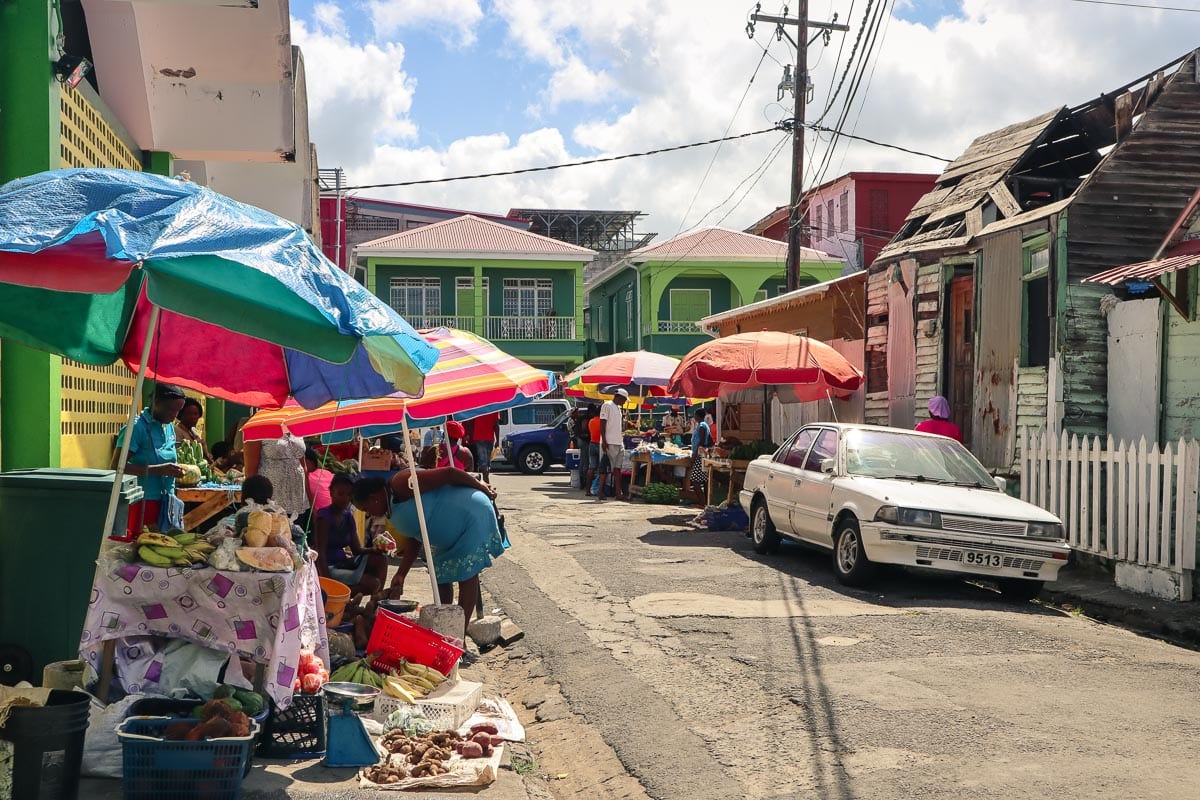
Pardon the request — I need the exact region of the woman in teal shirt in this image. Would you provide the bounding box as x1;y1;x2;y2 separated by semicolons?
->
351;469;503;637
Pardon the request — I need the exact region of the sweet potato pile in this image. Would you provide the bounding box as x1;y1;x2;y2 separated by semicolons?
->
365;725;506;783
161;699;252;741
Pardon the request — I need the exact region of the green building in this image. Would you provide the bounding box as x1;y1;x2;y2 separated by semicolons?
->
0;0;311;469
354;215;594;373
586;227;844;358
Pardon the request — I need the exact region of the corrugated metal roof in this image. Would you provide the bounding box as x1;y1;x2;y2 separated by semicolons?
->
357;214;595;256
1084;253;1200;285
631;226;834;261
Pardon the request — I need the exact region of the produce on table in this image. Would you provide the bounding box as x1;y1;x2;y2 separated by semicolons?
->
729;440;779;461
133;530;214;567
235;547;293;572
176;440;213;485
642;482;681;505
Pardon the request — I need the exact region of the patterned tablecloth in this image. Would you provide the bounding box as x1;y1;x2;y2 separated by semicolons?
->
79;558;329;710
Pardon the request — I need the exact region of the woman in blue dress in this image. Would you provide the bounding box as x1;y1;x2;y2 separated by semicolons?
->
351;469;503;634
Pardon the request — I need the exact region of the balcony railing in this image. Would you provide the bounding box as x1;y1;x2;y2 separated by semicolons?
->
652;320;702;333
401;315;477;332
486;316;577;340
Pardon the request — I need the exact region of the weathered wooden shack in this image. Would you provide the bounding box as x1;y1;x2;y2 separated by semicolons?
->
865;50;1200;473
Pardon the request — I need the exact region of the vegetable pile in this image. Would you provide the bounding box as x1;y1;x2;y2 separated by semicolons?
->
729;440;779;461
642;482;681;505
291;650;329;694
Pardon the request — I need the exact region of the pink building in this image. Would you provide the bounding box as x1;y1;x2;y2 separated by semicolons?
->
746;171;937;271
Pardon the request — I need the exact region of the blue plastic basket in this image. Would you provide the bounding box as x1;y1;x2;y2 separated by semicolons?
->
706;506;749;531
118;716;257;800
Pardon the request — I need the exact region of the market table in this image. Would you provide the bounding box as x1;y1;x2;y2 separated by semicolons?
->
80;557;328;710
176;485;242;531
702;457;752;506
628;450;692;496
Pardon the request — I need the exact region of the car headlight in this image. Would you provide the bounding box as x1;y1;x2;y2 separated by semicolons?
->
874;506;942;528
1026;521;1064;540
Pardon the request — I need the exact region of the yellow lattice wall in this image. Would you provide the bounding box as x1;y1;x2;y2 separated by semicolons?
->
58;85;142;467
58;84;140;170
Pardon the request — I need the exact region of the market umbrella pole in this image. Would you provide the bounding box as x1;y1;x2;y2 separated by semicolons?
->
398;415;441;599
100;304;162;545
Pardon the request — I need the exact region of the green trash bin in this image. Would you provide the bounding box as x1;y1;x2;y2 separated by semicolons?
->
0;469;142;679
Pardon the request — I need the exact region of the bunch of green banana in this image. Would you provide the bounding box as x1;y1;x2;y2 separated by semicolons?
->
329;658;385;689
136;531;214;567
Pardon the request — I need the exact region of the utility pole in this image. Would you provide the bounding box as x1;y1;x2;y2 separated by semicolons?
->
748;5;848;292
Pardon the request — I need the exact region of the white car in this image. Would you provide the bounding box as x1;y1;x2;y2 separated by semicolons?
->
740;423;1071;601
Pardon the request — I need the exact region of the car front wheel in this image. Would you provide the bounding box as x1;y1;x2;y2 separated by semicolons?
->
518;445;550;475
751;502;781;555
832;517;876;586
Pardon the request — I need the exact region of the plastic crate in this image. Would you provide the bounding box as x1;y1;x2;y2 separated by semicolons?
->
117;716;258;800
366;610;464;676
127;697;269;777
371;679;483;730
257;694;327;759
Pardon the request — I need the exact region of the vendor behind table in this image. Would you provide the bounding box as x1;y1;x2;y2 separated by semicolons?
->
113;382;186;537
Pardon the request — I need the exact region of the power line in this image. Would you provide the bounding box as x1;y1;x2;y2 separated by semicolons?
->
797;122;951;162
1059;0;1200;11
673;42;774;238
331;128;780;191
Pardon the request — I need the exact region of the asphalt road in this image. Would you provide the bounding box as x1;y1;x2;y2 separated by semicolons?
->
484;469;1200;800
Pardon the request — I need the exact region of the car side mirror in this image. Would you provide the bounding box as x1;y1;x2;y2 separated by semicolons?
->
821;458;836;474
994;476;1007;492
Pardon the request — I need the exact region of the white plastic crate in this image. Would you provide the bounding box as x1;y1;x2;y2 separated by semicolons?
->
372;679;483;730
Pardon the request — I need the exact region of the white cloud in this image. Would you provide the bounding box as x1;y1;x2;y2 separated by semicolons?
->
292;16;418;172
367;0;483;48
297;1;1200;239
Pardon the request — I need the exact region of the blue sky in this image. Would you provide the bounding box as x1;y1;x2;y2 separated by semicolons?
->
287;1;1199;235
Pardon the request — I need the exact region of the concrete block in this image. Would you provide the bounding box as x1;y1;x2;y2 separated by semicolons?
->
1114;562;1194;602
418;603;466;642
467;614;503;647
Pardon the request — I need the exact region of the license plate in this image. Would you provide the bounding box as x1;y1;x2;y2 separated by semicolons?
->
963;551;1003;568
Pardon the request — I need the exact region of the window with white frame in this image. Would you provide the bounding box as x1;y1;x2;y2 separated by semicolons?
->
455;276;489;316
502;277;553;317
670;288;711;322
755;289;768;303
389;277;441;317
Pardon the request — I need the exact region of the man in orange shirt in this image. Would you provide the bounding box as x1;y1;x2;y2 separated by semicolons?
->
584;405;602;497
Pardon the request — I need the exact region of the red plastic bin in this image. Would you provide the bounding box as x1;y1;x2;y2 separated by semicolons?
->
366;610;464;675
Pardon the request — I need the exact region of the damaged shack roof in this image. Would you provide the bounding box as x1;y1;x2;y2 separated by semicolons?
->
877;50;1196;262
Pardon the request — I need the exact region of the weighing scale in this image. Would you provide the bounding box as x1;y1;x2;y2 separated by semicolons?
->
322;681;381;767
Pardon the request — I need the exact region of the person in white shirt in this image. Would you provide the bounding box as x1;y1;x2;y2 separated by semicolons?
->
598;388;629;501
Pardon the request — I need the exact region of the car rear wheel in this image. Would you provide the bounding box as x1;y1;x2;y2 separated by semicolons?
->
998;578;1044;603
751;502;781;555
832;517;876;586
518;445;550;475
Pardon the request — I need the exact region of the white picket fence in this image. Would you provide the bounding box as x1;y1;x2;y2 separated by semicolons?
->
1018;429;1199;574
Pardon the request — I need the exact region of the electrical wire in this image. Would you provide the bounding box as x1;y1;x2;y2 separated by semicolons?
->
1058;0;1200;10
673;43;773;238
331;127;780;191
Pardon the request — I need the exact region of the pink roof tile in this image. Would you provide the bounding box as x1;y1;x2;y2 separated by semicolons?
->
631;227;833;261
357;214;594;257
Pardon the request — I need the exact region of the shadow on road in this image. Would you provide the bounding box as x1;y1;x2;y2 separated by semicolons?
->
636;525;1065;617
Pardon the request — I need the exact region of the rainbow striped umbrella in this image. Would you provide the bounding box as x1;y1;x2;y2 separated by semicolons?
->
565;351;680;389
240;327;554;442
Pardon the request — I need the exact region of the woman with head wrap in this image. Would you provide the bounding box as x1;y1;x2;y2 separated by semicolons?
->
914;396;963;444
420;420;475;471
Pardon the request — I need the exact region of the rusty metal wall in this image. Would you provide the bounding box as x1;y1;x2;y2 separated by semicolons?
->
1067;53;1200;436
973;230;1022;469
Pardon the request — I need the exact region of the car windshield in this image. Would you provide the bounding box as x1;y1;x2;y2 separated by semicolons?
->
843;429;997;488
548;409;572;428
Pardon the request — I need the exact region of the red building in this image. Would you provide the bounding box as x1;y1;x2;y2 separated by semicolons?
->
746;171;937;271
